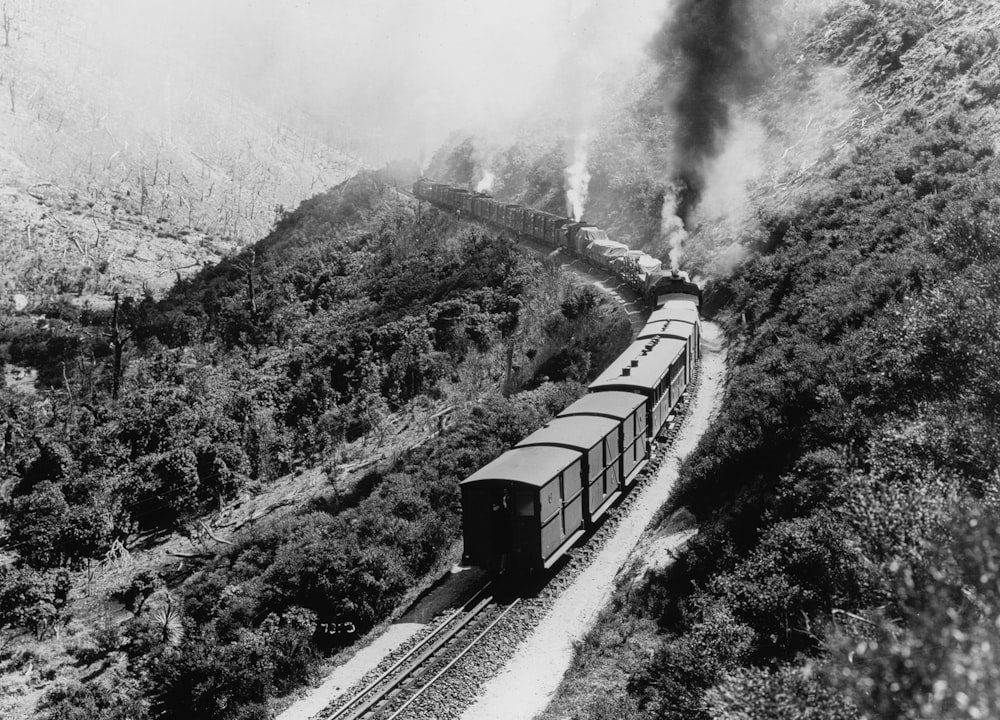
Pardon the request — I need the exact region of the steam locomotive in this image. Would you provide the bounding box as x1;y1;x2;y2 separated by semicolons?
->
412;178;701;573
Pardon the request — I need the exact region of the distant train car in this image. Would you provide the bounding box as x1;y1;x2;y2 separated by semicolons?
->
460;446;586;573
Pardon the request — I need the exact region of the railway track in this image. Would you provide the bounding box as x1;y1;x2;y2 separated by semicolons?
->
321;583;520;720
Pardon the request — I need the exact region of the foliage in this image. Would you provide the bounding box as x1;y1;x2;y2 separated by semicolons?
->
825;507;1000;719
35;681;149;720
142;382;581;719
0;566;68;640
0;167;631;715
1;172;617;562
617;4;1000;715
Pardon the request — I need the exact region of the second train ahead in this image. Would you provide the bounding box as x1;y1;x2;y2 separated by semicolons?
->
412;178;702;574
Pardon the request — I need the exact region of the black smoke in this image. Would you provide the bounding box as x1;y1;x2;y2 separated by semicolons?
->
654;0;775;227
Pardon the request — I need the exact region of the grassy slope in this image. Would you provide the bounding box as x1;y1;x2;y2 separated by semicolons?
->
540;2;1000;718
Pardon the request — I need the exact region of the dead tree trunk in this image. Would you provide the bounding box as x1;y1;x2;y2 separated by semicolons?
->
109;293;132;401
2;5;11;47
246;248;257;315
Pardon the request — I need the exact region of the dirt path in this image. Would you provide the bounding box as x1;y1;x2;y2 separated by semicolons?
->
459;320;726;720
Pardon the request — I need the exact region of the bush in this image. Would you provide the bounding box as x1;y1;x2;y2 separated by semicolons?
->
36;681;148;720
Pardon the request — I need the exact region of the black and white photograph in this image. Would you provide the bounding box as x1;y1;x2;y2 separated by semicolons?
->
0;0;998;718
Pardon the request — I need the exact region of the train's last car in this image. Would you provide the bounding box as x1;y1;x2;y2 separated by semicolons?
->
460;446;586;573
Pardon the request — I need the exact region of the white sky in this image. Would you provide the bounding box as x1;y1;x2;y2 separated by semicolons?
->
87;0;671;160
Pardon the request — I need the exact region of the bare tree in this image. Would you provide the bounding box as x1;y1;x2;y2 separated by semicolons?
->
233;248;258;315
108;293;134;400
2;5;12;47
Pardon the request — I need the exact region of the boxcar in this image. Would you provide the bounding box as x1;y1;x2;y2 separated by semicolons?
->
639;319;696;384
516;416;623;526
558;391;649;488
546;218;569;247
645;300;701;366
459;445;585;573
589;337;689;439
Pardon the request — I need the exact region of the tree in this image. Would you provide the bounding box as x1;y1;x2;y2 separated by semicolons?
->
2;4;12;48
108;293;135;401
7;481;70;567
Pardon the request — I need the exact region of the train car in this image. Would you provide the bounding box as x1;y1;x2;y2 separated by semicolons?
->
585;237;630;271
516;415;623;527
561;223;609;255
558;391;649;488
470;193;490;219
459;446;586;573
413;178;431;199
640;297;700;374
546;218;570;247
638;317;698;384
589;336;689;440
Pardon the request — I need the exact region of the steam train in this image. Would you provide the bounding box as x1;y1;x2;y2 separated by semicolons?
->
412;178;702;573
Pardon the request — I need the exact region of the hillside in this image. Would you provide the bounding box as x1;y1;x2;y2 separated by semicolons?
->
0;0;357;304
0;170;634;719
536;1;1000;718
2;0;999;718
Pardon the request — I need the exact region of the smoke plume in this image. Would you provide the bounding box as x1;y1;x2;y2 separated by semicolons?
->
565;133;591;221
655;0;776;227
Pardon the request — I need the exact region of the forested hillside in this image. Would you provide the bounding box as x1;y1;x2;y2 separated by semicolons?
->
4;0;999;717
0;173;632;718
541;1;1000;718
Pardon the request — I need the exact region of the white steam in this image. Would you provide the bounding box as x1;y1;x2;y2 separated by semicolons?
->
659;191;689;271
476;171;496;194
565;134;591;221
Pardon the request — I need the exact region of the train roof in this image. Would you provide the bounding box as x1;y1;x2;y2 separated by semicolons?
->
516;416;619;452
459;445;580;488
647;302;699;326
638;319;695;341
589;337;687;392
558;391;646;420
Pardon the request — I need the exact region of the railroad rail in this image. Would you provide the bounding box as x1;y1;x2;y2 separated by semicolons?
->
321;583;521;720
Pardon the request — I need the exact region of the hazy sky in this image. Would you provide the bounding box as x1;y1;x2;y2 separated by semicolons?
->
89;0;670;161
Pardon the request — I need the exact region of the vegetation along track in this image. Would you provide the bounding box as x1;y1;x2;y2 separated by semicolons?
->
393;184;647;332
318;583;520;720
